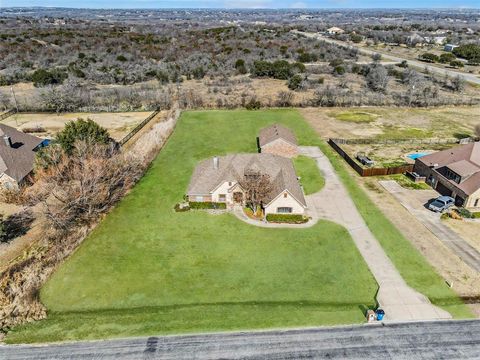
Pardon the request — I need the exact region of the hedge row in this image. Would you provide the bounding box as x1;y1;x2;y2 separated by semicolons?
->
189;202;227;210
266;213;308;224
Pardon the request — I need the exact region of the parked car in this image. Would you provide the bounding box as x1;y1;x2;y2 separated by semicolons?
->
428;196;454;212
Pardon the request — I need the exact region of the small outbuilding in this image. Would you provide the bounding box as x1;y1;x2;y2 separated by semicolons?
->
258;124;298;158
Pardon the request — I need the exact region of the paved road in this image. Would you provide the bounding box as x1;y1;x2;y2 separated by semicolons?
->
380;180;480;273
293;30;480;85
300;146;451;322
2;320;480;359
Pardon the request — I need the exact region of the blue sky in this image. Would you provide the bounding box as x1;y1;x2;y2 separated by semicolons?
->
2;0;479;8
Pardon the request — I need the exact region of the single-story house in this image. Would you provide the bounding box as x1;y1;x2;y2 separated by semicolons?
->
187;153;307;215
0;124;45;190
326;27;345;35
258;124;299;158
413;142;480;209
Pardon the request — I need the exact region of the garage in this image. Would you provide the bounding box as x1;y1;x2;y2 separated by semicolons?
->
435;181;452;197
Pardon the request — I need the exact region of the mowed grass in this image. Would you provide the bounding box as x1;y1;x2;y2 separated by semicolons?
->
293;155;325;195
7;109;378;344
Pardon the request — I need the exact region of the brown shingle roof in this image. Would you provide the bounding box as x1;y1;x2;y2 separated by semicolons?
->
258;124;298;148
418;142;480;195
187;153;306;207
0;124;44;183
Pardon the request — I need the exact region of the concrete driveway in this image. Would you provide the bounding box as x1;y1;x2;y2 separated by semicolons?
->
380;180;480;273
299;146;451;322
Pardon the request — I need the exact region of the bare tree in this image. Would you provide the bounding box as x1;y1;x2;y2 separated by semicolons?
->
239;171;274;213
475;123;480;139
366;64;389;93
275;90;294;107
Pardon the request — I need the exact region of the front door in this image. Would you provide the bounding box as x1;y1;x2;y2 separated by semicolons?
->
233;192;243;203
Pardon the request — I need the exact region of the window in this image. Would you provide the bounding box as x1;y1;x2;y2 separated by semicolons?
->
228;182;232;186
283;192;288;198
195;196;203;202
475;199;479;207
277;207;292;213
218;194;226;202
445;168;461;184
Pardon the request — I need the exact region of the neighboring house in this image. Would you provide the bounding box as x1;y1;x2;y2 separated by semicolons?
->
326;27;344;35
0;124;44;189
258;124;299;158
444;44;459;52
413;142;480;209
187;153;307;215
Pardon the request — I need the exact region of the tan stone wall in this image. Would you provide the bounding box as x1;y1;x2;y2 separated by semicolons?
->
261;139;298;158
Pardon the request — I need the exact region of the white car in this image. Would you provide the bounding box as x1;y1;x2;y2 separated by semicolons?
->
428;196;454;212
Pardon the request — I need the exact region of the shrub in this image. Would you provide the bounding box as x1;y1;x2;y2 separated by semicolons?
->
454;208;474;219
419;53;439;63
174;203;190;212
452;44;480;63
472;212;480;219
188;202;226;210
287;74;303;90
31;68;67;87
245;98;262;110
439;53;456;64
449;60;464;68
266;213;308;224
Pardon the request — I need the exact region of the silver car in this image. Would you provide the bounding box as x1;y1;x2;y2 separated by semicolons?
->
428;196;454;212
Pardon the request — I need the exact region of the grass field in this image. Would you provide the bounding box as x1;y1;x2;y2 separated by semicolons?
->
293;155;325;195
7;109;378;344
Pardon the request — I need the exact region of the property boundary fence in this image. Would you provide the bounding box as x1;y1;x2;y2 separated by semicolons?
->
0;109;17;121
328;138;414;177
119;108;160;146
330;137;469;146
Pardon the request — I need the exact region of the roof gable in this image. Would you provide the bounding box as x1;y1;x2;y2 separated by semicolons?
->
258;124;298;148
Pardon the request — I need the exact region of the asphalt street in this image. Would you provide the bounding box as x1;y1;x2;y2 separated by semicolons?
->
1;320;480;359
293;30;480;85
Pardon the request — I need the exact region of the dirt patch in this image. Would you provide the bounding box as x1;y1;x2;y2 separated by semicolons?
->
2;111;152;141
443;219;480;254
300;106;480;140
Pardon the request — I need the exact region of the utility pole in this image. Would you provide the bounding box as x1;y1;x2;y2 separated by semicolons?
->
10;86;19;126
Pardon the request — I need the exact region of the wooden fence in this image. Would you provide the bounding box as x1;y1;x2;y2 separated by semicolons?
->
118;108;160;146
328;138;414;177
0;109;17;121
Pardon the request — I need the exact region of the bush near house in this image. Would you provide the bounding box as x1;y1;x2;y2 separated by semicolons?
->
188;201;227;210
266;214;308;224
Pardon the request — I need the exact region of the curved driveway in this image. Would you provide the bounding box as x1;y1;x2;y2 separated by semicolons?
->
299;146;451;321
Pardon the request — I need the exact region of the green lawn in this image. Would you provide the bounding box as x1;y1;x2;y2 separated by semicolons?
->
7;110;378;344
293;155;325;195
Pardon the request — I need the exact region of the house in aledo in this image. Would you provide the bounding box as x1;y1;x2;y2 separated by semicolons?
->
0;124;45;190
187;153;307;215
413;142;480;209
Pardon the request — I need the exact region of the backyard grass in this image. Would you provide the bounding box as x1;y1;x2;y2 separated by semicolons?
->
293;155;325;195
6;109;377;344
334;111;378;123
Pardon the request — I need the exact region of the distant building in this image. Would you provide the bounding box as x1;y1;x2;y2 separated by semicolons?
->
413;142;480;209
258;124;298;158
444;44;459;52
0;124;44;189
326;27;345;35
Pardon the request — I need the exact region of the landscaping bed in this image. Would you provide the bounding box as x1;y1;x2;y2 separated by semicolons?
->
266;214;309;224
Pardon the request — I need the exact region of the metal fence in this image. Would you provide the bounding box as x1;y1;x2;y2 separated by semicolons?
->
328;138;414;177
118;109;160;146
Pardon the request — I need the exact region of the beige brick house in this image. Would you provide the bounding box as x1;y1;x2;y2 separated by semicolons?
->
187;153;307;215
258;124;298;158
413;142;480;209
